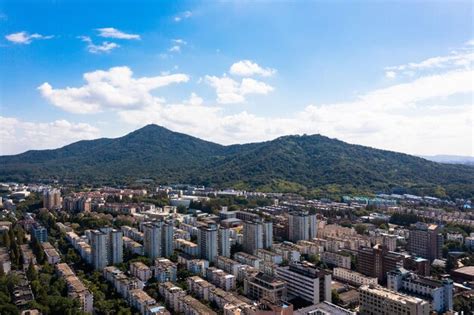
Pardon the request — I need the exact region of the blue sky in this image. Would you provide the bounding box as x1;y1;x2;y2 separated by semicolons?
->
0;0;473;156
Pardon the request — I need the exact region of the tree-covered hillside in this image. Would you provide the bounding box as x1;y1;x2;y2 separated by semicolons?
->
1;124;473;199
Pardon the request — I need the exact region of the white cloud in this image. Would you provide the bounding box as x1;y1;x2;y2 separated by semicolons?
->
174;11;192;22
38;66;189;114
230;60;276;77
385;71;396;79
385;41;474;77
117;68;473;156
5;31;53;44
169;45;181;53
205;75;274;104
96;27;140;40
78;36;119;53
168;39;187;53
185;93;204;106
0;117;100;155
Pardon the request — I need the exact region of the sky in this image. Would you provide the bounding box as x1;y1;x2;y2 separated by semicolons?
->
0;0;473;157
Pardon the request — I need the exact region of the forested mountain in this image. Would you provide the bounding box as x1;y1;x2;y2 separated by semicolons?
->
1;124;473;199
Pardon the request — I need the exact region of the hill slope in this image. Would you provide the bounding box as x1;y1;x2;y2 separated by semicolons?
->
1;124;473;199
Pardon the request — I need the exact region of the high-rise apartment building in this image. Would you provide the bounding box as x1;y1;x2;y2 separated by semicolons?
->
197;223;218;262
288;211;317;242
218;227;231;258
31;224;48;243
357;244;404;283
161;221;174;258
143;222;163;260
90;228;123;270
243;219;273;255
407;223;443;262
275;261;331;304
43;188;62;210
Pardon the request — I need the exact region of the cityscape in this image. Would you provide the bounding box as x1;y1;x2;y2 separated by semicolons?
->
1;1;473;315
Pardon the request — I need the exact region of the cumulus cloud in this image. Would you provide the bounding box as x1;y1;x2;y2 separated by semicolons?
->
174;11;192;22
5;31;53;44
96;27;140;40
168;39;187;53
0;117;100;155
78;36;119;53
384;41;474;77
118;68;473;156
205;75;274;104
185;93;203;106
38;66;189;113
230;60;276;77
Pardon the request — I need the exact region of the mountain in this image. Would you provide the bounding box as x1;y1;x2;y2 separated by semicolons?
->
421;155;474;165
1;124;473;199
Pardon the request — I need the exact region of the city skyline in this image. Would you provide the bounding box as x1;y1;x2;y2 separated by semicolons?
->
1;1;473;156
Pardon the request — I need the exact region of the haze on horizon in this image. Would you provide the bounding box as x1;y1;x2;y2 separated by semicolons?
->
0;1;473;157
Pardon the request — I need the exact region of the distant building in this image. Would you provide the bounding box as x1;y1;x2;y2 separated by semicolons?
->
244;272;287;302
288;210;317;242
154;258;177;283
407;223;443;262
161;221;174;258
31;224;48;243
359;285;429;315
90;228;123;270
333;268;378;286
387;268;453;313
43;188;62;210
357;244;404;283
218;227;231;258
143;222;163;260
275;261;331;304
197;223;218;262
243;220;273;255
295;301;356;315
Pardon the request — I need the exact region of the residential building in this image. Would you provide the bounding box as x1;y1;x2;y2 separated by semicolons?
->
178;295;217;315
159;282;186;312
197;223;218;262
90;228;123;270
359;285;430;315
320;251;351;269
244;272;287;302
43;188;62;210
31;224;48;243
206;267;236;291
174;239;198;257
333;268;378;286
161;221;174;258
154;258;177;283
56;263;94;313
218;227;231;258
144;222;163;260
275;261;331;304
288;210;317;242
42;242;61;264
130;261;152;282
295;301;356;315
234;252;262;269
357;244;404;283
387;268;453;313
407;223;443;262
243;220;273;255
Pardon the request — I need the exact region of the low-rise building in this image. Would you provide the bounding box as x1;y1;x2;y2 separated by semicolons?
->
130;261;152;282
359;285;430;315
295;301;356;315
333;267;378;286
154;258;177;283
206;267;236;291
387;268;453;313
178;295;217;315
320;251;351;269
187;276;216;301
234;252;262;269
56;263;94;313
42;242;61;265
244;272;287;302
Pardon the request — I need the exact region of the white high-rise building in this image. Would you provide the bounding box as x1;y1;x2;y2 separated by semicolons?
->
144;222;163;260
90;228;123;270
218;227;231;258
288;211;317;242
198;223;218;262
91;230;108;270
161;221;174;258
243;220;273;255
43;188;62;210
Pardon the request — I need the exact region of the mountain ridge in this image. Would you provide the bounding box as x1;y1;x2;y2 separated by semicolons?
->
1;124;473;199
